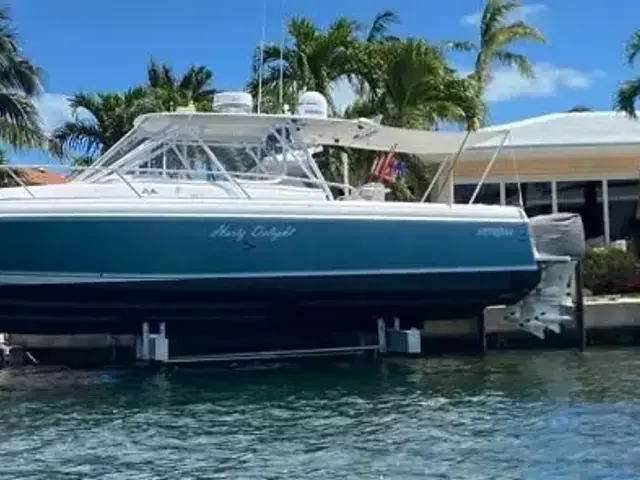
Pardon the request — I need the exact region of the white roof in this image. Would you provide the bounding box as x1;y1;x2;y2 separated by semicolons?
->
467;111;640;158
132;112;506;158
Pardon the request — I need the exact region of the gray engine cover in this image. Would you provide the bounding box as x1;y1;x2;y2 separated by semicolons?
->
529;213;586;259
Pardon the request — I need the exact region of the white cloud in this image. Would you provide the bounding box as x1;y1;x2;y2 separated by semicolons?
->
461;3;547;26
331;78;358;114
34;93;74;133
482;63;604;102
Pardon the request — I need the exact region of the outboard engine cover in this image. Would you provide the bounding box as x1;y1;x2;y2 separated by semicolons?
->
529;213;586;260
502;213;586;339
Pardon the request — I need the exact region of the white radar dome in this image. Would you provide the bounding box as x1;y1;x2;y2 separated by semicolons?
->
213;91;253;114
296;91;328;118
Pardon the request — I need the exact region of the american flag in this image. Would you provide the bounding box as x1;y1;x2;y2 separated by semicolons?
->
371;146;398;183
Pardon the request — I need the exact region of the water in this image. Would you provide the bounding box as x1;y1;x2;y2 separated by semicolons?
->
0;350;639;479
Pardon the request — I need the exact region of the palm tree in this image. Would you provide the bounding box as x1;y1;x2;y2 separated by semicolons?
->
342;39;482;199
0;147;14;186
248;16;359;114
349;10;400;102
147;59;216;112
0;7;45;149
48;87;158;162
357;39;481;129
447;0;546;121
615;30;640;117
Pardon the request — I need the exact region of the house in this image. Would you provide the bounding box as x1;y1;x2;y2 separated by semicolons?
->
452;111;640;245
16;167;69;186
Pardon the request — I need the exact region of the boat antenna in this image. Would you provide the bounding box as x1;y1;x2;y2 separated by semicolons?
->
257;0;267;114
278;0;286;112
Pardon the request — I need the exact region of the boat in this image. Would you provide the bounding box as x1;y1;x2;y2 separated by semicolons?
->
0;91;583;336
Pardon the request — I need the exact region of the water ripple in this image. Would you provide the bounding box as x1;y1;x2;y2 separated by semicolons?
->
0;350;639;478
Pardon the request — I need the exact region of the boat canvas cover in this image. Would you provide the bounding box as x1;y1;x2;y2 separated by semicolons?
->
129;112;508;159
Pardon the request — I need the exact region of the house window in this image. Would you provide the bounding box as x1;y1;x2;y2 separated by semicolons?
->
454;183;500;204
557;180;603;242
607;179;640;242
504;182;524;207
504;182;552;217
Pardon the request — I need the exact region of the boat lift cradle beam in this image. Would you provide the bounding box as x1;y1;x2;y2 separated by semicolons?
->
136;318;421;365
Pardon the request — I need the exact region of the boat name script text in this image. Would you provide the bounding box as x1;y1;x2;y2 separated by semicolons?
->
209;223;297;242
476;227;514;238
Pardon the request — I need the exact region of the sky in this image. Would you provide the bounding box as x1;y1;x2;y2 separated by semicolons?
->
7;0;640;163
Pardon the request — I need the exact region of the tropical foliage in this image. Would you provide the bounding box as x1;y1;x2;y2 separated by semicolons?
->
248;16;358;115
568;105;592;113
48;61;217;163
446;0;546;124
49;87;157;160
583;246;640;295
615;30;640;117
147;59;216;112
0;7;45;150
25;0;640;196
6;0;549;176
244;1;547;198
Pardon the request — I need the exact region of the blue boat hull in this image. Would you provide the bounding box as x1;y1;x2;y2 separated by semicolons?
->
0;215;541;333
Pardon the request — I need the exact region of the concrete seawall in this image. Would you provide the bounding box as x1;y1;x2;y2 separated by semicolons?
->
423;296;640;336
3;296;640;365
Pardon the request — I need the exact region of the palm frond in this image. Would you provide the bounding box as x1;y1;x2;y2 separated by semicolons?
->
615;76;640;118
68;92;103;122
365;9;399;42
480;0;521;43
147;59;176;89
443;40;477;53
626;30;640;66
491;50;535;78
0;92;44;148
0;56;43;95
48;119;102;158
0;6;43;96
491;21;546;46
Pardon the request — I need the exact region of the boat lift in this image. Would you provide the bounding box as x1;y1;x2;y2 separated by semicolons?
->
135;318;421;365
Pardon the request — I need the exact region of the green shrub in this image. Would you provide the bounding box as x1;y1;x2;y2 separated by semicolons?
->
582;246;639;295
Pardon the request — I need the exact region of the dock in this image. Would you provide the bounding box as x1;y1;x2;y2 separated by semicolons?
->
2;295;640;367
422;296;640;352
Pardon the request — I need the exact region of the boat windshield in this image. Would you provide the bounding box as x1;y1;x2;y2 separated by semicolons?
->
81;123;324;188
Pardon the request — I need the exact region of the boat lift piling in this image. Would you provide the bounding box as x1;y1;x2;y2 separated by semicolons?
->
477;312;487;355
574;261;587;351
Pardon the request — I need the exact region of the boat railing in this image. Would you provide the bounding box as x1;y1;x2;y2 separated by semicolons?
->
0;164;366;200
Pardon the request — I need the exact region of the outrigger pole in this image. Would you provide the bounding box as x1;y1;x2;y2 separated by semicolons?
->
468;131;510;204
420;130;472;204
420;129;511;205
